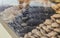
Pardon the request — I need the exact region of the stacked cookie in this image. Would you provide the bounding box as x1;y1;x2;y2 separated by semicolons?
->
51;3;60;23
23;19;60;38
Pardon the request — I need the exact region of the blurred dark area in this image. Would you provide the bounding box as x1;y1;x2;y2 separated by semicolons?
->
8;7;55;37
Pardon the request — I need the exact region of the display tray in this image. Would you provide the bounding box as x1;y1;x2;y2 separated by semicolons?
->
0;6;55;38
